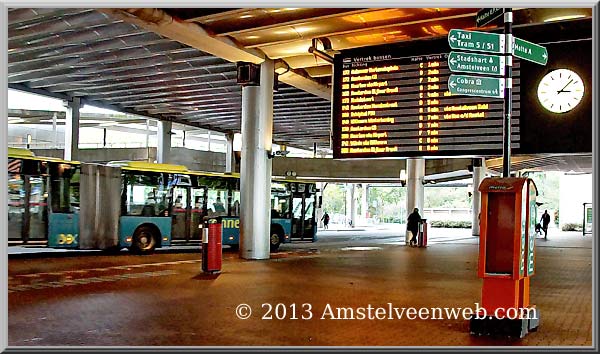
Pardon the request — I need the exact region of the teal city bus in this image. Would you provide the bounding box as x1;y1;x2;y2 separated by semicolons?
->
22;157;317;253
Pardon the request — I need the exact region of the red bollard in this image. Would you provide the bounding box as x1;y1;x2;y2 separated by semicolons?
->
202;217;222;274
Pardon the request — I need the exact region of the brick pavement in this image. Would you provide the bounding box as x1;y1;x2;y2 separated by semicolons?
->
7;239;593;347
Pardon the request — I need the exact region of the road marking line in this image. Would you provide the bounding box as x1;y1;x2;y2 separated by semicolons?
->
12;259;194;278
8;270;179;293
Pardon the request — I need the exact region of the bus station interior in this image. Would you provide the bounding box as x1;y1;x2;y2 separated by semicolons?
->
3;6;596;347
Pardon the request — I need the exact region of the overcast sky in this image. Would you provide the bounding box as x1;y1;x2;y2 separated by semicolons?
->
8;89;122;115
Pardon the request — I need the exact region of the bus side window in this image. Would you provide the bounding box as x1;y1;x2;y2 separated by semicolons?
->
208;189;228;217
231;191;240;216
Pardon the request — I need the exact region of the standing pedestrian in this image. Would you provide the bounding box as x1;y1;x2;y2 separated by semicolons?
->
321;212;330;229
540;210;551;239
407;208;422;247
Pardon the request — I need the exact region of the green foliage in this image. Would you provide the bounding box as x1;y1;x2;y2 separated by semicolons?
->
562;223;582;232
425;187;471;208
322;183;346;216
528;171;560;212
368;186;406;220
430;220;472;228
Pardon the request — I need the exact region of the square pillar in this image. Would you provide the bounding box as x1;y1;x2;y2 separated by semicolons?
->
472;158;486;236
157;120;172;164
406;158;425;243
225;132;235;174
64;97;80;161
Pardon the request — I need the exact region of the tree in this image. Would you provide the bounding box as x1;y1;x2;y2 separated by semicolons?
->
527;171;560;212
424;186;470;208
322;183;346;216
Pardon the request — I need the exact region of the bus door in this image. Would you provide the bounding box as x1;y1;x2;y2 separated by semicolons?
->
171;185;208;242
291;183;309;240
302;188;316;240
291;183;317;241
171;186;190;241
191;186;208;240
8;159;49;243
292;192;304;240
48;162;80;248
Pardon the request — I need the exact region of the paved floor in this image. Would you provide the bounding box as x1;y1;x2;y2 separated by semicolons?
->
7;228;593;347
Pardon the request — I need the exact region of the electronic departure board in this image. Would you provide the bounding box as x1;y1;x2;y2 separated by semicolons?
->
332;49;521;159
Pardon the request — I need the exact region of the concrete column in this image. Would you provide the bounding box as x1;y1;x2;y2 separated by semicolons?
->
361;183;369;224
64;97;80;161
145;119;151;162
345;184;350;226
405;158;425;243
225;132;235;174
157;120;172;164
316;182;324;228
472;158;486;236
240;59;274;260
52;112;58;148
346;184;356;228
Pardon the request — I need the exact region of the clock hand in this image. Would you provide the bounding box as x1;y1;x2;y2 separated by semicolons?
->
557;79;574;94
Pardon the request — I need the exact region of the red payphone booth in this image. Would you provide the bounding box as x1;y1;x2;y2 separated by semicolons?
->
470;177;539;338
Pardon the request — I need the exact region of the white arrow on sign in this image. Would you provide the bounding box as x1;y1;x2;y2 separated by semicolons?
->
449;80;457;89
449;57;457;65
449;35;457;43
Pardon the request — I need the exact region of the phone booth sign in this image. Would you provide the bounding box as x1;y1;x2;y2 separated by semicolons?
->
470;177;539;338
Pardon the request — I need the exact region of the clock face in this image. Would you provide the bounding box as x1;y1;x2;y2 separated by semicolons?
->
537;69;585;114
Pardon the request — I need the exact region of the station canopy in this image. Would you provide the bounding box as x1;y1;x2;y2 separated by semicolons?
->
7;7;592;152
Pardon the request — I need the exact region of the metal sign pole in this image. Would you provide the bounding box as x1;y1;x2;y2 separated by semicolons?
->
502;8;513;177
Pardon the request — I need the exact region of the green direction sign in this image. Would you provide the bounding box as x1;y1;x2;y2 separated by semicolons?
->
448;29;505;54
476;8;504;27
448;51;505;75
448;74;504;99
513;36;548;65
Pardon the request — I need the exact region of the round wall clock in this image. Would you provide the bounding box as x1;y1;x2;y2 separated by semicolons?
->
537;68;584;114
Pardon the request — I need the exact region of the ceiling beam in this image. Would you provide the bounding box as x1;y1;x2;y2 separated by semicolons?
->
249;10;478;50
97;8;265;64
275;61;330;100
215;9;372;37
98;8;331;101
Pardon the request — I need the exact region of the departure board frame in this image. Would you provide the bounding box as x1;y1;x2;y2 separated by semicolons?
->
332;37;520;159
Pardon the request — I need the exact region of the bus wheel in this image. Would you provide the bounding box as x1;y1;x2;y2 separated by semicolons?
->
270;231;282;252
131;225;157;254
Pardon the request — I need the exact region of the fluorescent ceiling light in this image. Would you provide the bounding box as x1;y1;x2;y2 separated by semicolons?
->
8;118;24;124
544;14;585;22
